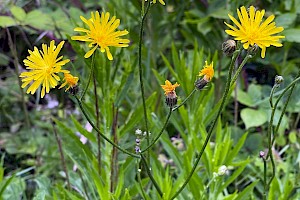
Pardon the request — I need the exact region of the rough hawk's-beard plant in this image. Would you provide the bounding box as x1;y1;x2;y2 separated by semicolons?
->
224;5;285;58
72;11;130;60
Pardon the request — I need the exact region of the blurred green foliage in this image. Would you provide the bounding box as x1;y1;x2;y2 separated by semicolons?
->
0;0;299;199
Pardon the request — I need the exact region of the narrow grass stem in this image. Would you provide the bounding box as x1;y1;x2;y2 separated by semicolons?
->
263;158;267;200
75;96;140;158
138;1;151;157
52;122;71;190
172;88;197;111
170;50;241;200
140;154;163;197
6;28;30;128
93;74;101;175
136;161;147;200
266;74;300;187
80;53;95;100
141;108;172;153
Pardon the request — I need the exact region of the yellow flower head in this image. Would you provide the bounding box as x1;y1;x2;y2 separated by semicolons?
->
225;6;285;58
145;0;166;5
19;40;70;98
161;80;180;96
59;72;79;92
72;11;130;60
198;61;214;81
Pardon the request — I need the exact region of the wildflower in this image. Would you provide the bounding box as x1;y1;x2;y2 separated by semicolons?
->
161;80;180;108
19;40;69;98
72;11;130;60
195;61;214;90
145;0;165;5
59;72;79;92
224;5;285;58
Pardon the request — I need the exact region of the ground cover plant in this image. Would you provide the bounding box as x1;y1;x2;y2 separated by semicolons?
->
0;0;300;199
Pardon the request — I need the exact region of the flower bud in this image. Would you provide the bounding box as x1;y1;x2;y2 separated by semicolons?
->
222;39;236;56
165;91;178;108
275;75;284;85
195;78;208;90
248;44;259;57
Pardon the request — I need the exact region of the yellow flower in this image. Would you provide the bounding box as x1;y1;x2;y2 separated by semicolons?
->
19;40;69;98
59;72;79;91
161;80;180;96
225;6;285;58
198;61;214;81
72;11;130;60
145;0;166;5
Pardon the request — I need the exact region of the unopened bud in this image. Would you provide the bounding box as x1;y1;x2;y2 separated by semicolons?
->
259;151;265;159
275;75;284;85
222;40;236;56
195;78;208;90
248;44;259;57
165;91;177;108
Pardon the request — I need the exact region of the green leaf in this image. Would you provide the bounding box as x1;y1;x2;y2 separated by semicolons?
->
274;13;297;28
236;89;254;107
283;29;300;43
288;131;297;143
0;16;17;27
24;10;54;30
235;180;259;200
241;108;267;129
10;6;26;22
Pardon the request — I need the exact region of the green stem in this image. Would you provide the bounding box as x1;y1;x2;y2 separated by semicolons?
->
230;53;251;87
170;49;241;200
172;88;197;111
263;158;267;200
6;28;30;128
136;161;147;200
93;73;101;175
266;75;300;187
138;1;151;156
141;108;172;153
52;121;71;190
75;95;140;158
80;53;95;100
140;154;163;197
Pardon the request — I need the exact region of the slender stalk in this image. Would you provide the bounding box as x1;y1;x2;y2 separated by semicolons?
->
6;28;30;128
263;158;267;200
170;50;241;200
136;161;147;200
266;74;300;187
93;73;101;175
52;122;71;190
110;106;119;193
230;53;251;87
78;169;88;198
140;154;163;197
172;88;197;111
75;95;140;158
275;71;300;134
141;108;172;153
80;53;95;100
138;1;151;157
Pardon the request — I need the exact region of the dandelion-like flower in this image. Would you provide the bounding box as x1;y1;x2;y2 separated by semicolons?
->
19;40;70;98
161;80;180;108
72;11;130;60
145;0;166;5
198;61;214;81
59;72;79;91
195;61;214;90
161;80;180;96
225;6;285;58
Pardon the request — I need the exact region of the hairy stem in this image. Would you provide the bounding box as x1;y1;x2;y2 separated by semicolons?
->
80;53;95;100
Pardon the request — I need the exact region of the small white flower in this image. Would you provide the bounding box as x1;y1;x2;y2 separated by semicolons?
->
218;165;228;176
135;129;142;135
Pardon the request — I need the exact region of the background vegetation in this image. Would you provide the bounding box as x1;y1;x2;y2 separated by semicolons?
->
0;0;299;199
